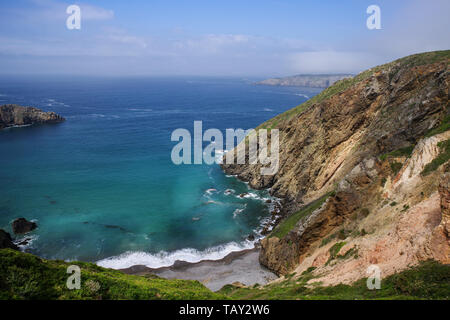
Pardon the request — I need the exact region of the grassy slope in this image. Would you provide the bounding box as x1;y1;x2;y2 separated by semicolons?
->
270;191;335;239
2;249;448;300
259;50;450;130
0;249;225;300
219;261;450;300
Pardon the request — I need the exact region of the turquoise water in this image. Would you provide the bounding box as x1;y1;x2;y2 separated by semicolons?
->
0;76;320;268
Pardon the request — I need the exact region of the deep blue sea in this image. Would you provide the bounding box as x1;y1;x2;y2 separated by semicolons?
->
0;75;320;268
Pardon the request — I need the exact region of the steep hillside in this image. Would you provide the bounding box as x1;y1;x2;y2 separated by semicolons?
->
1;248;448;300
0;249;224;300
221;50;450;282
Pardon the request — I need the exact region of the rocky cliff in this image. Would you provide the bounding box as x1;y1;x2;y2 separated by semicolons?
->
255;74;353;88
0;104;65;130
222;50;450;283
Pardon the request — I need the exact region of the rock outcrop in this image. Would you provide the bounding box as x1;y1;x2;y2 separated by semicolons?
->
0;104;65;130
222;51;450;280
438;173;450;239
12;218;37;234
0;230;18;250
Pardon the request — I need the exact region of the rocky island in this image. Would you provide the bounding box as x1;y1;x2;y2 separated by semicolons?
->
0;104;65;130
255;74;353;88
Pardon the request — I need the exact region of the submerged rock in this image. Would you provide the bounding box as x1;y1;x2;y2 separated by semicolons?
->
12;218;37;234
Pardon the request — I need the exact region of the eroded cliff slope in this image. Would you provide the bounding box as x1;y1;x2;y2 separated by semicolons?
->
222;50;450;284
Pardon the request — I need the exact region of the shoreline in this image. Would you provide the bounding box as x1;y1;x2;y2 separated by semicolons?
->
114;174;286;290
121;246;278;291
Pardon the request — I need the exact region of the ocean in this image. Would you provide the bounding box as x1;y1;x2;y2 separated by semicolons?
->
0;75;320;269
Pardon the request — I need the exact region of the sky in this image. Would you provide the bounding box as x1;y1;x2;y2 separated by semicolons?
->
0;0;448;77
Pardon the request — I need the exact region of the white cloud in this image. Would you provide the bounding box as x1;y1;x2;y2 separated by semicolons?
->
79;4;114;20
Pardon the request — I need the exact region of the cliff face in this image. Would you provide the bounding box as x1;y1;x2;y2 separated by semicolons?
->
0;104;65;130
255;74;353;88
222;51;450;281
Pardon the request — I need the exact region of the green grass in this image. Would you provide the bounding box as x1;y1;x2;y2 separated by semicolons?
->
0;249;225;300
2;249;449;300
379;145;415;161
270;192;335;239
425;115;450;137
325;241;351;265
219;260;450;300
259;50;450;130
320;233;337;247
390;161;403;176
422;139;450;176
329;242;347;259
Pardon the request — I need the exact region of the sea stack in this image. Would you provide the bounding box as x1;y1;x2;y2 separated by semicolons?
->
12;218;37;234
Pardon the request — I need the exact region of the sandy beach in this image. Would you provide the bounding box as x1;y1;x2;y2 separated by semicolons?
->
121;247;278;291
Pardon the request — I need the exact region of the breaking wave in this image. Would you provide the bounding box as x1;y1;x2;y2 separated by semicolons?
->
96;240;256;269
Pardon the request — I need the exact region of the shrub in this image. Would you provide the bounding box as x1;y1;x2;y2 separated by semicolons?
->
422;139;450;176
390;161;403;176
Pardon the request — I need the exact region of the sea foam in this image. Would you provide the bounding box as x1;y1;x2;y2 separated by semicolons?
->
96;240;256;269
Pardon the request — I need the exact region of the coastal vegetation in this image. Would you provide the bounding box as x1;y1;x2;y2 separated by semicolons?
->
1;248;448;300
422;139;450;176
219;260;450;300
0;249;225;300
270;191;334;239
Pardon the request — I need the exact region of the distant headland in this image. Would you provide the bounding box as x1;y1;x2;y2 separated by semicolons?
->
255;74;353;88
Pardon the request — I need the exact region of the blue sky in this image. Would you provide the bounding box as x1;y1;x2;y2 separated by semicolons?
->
0;0;448;76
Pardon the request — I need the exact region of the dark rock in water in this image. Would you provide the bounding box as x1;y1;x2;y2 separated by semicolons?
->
0;229;19;250
247;234;255;241
239;193;248;198
265;199;272;203
0;104;65;130
260;226;271;236
224;189;234;195
18;238;31;246
12;218;37;234
104;224;127;232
